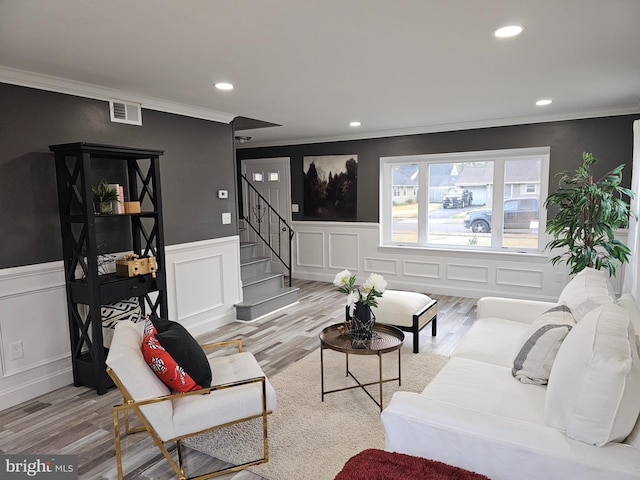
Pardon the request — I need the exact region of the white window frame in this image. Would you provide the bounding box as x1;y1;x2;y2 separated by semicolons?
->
380;146;550;252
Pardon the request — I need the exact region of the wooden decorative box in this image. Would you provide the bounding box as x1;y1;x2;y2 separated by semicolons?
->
124;201;141;214
116;255;157;277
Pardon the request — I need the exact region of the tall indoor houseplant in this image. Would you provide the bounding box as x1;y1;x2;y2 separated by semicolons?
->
545;152;636;276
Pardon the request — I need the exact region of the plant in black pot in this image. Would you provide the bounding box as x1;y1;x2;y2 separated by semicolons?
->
545;152;636;277
92;180;119;214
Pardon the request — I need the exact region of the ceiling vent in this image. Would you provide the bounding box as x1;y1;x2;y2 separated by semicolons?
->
109;99;142;126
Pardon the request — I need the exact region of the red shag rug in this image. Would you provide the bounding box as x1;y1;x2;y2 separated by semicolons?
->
334;449;491;480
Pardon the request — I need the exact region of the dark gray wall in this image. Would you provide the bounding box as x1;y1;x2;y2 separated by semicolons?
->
0;83;237;269
238;114;639;222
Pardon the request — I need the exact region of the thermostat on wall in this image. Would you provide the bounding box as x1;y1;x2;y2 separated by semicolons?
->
217;190;228;199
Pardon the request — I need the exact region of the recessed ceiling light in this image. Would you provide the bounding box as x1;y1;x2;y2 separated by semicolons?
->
494;25;523;38
214;82;234;90
536;99;553;106
349;121;361;127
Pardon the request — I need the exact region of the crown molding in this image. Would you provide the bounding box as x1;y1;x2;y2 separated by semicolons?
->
0;66;236;124
240;104;640;149
3;65;637;146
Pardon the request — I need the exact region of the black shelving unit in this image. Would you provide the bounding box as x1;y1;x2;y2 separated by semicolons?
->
50;142;167;394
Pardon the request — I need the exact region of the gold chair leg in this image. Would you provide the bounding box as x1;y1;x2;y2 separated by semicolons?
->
176;440;186;479
262;380;269;463
113;407;124;480
124;405;130;432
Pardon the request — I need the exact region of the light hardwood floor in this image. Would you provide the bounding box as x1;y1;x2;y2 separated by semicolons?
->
0;279;478;479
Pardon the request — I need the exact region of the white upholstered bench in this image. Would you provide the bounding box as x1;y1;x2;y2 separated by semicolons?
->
372;290;437;353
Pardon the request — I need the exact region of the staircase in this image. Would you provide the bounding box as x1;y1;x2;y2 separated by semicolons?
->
234;241;299;321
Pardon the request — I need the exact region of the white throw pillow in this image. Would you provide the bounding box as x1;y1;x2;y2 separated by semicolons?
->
557;267;616;321
512;305;575;385
624;334;640;447
545;303;640;446
625;418;640;447
617;294;640;333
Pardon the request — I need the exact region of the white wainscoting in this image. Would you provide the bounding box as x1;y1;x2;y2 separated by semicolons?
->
165;237;242;336
291;221;626;301
0;236;242;412
0;262;71;412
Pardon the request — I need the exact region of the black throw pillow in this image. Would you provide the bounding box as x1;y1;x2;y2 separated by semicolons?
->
149;316;212;389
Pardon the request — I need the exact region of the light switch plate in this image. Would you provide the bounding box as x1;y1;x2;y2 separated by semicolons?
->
291;203;299;212
222;212;231;224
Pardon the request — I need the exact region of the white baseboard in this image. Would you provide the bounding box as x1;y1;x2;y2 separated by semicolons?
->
292;271;558;303
0;366;73;411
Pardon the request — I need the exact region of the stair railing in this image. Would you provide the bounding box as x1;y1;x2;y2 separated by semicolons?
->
240;174;294;286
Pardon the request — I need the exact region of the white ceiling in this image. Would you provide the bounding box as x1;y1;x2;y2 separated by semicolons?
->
1;0;639;147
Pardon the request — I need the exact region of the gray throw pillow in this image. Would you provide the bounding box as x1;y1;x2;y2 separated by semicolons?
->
512;305;575;385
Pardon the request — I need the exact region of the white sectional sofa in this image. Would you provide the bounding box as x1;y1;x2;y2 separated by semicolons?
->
381;268;640;480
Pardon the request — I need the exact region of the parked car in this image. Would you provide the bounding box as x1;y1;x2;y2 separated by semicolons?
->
442;188;473;208
463;197;539;233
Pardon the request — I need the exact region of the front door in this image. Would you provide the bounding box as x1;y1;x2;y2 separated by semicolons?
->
241;157;292;274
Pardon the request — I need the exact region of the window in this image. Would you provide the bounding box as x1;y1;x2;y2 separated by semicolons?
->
381;147;549;251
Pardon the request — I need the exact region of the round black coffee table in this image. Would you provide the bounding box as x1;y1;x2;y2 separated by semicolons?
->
319;323;404;411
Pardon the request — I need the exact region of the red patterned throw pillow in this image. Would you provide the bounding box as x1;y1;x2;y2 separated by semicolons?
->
141;316;212;392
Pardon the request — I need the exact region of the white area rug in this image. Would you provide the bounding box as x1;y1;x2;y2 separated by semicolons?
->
184;347;448;480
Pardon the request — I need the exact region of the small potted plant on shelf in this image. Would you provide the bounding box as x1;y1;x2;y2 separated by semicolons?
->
92;180;119;214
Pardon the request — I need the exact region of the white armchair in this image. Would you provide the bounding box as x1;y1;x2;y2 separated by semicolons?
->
106;320;277;480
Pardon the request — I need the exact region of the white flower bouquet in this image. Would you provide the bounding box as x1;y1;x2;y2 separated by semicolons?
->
333;270;387;316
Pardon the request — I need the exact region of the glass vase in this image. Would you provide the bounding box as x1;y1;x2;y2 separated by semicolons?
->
351;301;375;347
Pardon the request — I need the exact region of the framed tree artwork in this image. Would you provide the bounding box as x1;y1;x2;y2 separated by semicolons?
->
303;155;357;219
